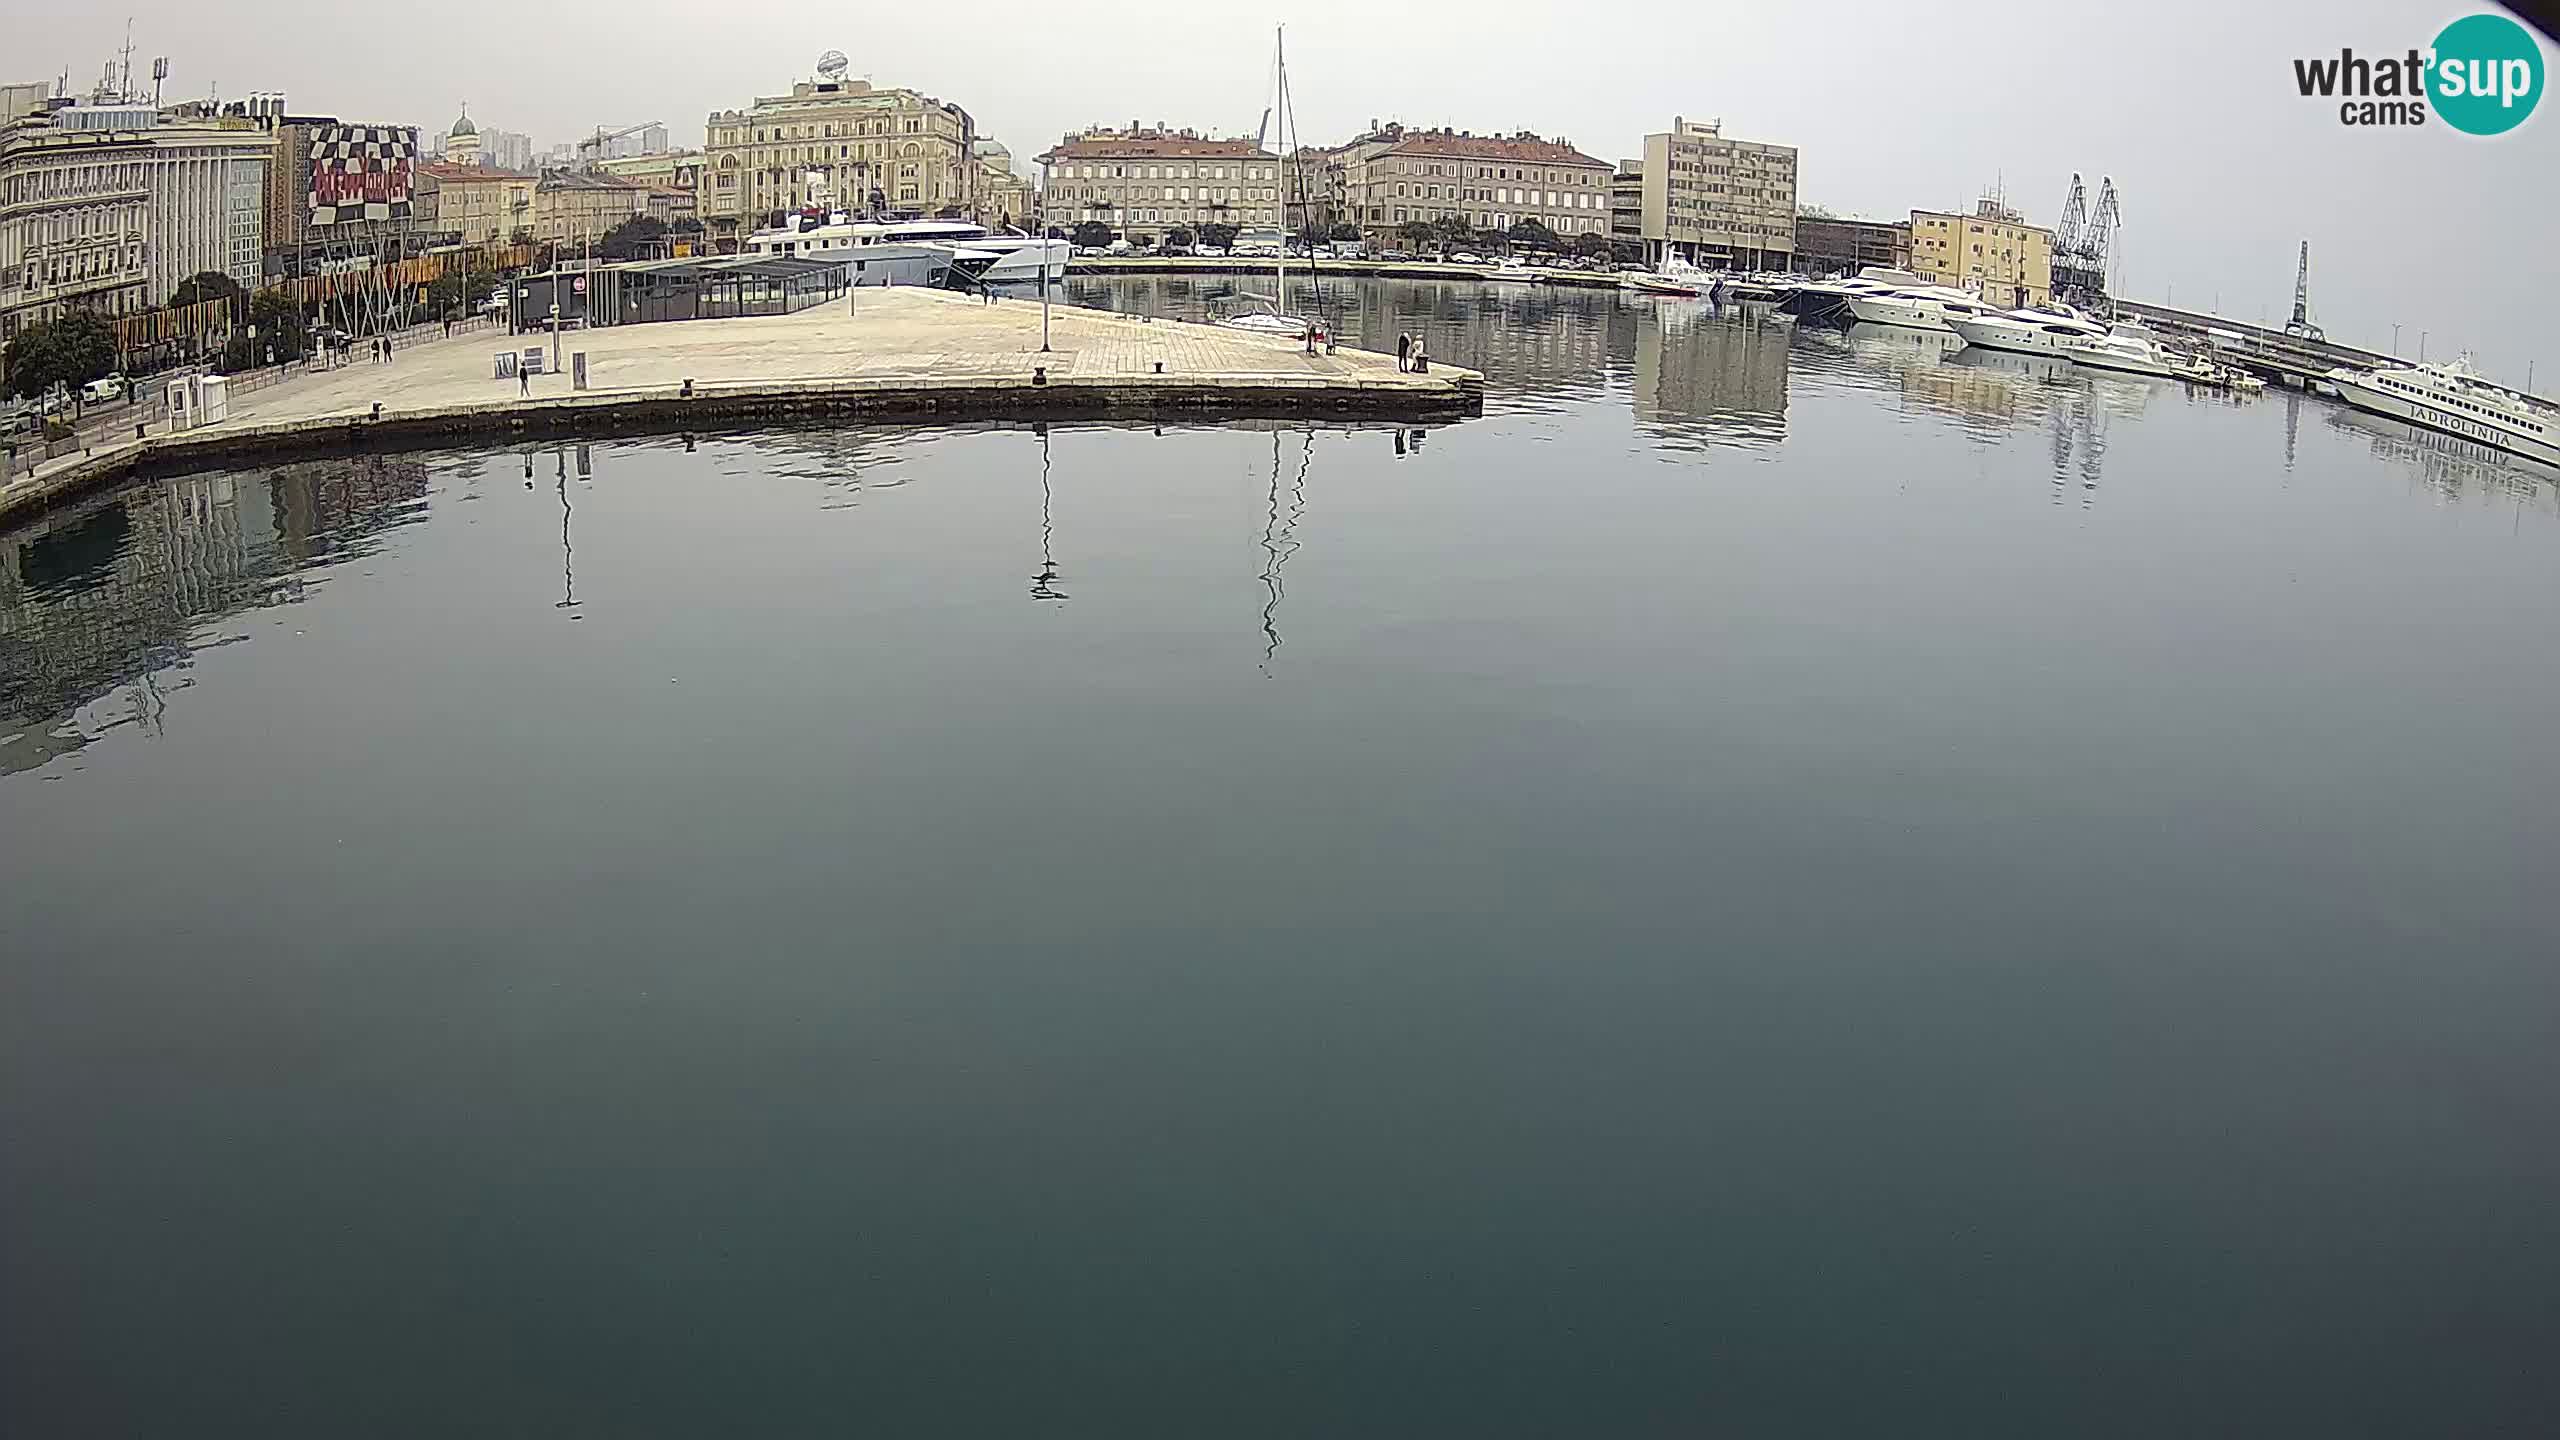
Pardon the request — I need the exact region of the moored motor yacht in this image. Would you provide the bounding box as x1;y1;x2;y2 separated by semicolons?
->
745;215;1067;285
1946;305;2111;357
2325;355;2560;467
2059;325;2217;381
1843;284;2004;334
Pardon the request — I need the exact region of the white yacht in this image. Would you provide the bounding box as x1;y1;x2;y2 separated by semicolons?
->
1947;305;2111;357
1845;284;2004;334
1489;260;1539;283
2326;357;2560;467
1216;29;1326;342
745;216;1068;285
1793;265;1927;303
2059;325;2216;382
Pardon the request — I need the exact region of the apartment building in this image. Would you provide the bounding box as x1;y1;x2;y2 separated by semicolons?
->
1036;125;1280;241
0;115;151;354
1336;123;1612;246
1910;199;2051;308
416;162;535;245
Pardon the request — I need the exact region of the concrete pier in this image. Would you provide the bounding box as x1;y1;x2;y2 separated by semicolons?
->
0;287;1481;525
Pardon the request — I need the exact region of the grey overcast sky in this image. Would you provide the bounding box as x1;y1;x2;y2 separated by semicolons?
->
14;1;2555;380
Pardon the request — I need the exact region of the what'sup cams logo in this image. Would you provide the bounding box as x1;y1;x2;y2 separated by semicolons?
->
2293;11;2545;133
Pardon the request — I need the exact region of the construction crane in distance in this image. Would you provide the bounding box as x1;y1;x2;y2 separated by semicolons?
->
575;122;662;169
2284;240;2324;341
2051;174;2120;310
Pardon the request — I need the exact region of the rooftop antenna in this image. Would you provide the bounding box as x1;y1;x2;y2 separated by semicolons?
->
118;19;135;102
151;56;168;107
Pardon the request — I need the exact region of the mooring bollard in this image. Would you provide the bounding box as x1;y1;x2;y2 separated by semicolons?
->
681;377;693;398
1154;361;1164;374
1032;365;1048;386
371;402;382;420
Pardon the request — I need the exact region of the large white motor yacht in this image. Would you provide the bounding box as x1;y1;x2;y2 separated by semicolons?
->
2326;356;2560;467
1845;285;2004;334
1947;306;2111;357
745;216;1068;284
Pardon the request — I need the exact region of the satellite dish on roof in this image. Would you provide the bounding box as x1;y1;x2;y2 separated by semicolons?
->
816;51;850;81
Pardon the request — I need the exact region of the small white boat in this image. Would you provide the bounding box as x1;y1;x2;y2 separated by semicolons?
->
2060;325;2216;381
1489;261;1538;283
1622;256;1716;297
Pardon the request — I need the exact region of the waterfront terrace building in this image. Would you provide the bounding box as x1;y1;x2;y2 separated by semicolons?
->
1795;214;1911;275
1036;126;1280;244
702;62;980;244
1637;117;1797;272
1334;123;1612;248
1910;199;2052;308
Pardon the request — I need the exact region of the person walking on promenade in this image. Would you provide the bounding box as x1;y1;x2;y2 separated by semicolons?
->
518;363;531;397
1397;331;1411;372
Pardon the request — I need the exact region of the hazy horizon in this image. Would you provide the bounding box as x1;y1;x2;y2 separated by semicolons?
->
13;1;2554;381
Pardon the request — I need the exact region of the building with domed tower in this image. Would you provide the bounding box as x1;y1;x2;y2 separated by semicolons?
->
442;106;480;166
701;50;980;243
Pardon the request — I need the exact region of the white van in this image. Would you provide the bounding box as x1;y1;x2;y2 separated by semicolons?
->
81;374;127;405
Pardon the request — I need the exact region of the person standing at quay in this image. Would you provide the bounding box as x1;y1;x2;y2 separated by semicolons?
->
1397;332;1412;372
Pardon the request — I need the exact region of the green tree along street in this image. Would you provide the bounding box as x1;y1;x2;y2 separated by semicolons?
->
1164;227;1195;251
3;312;120;405
1071;220;1115;250
1573;230;1615;260
1397;220;1437;251
1328;223;1359;243
1198;222;1239;253
219;291;308;373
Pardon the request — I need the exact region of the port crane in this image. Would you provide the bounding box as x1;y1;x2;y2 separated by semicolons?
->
2051;173;2120;310
2283;240;2324;342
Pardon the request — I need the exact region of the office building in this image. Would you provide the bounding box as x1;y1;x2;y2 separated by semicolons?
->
703;57;980;238
1335;122;1612;247
1636;117;1797;271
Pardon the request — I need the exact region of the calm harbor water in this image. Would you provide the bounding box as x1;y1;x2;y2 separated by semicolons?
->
6;279;2558;1436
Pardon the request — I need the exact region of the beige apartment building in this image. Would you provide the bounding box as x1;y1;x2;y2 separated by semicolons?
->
533;170;645;246
1036;126;1281;241
1336;123;1612;247
971;139;1034;229
1637;117;1797;271
702;63;979;239
595;148;703;195
1910;199;2052;307
417;161;534;244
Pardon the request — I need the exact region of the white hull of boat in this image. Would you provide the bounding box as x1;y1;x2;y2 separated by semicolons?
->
1215;312;1320;337
2329;372;2560;468
1947;316;2086;357
2060;344;2208;381
981;238;1070;283
1622;274;1700;297
1844;294;1955;332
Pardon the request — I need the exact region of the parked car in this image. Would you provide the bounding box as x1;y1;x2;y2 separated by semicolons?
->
81;374;128;405
1449;252;1486;265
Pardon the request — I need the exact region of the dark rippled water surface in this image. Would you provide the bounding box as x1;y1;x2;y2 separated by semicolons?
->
7;280;2559;1437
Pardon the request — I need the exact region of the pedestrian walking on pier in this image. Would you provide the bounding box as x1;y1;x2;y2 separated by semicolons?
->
1396;332;1412;372
518;364;530;397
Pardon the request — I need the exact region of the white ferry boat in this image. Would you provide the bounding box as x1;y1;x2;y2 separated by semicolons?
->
2326;357;2560;467
744;216;1068;285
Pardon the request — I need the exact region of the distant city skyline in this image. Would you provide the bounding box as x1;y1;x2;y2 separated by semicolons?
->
11;1;2554;380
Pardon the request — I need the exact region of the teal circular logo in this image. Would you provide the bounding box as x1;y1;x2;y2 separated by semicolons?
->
2428;13;2544;135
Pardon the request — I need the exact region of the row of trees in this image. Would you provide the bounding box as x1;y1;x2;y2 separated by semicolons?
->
1392;216;1615;259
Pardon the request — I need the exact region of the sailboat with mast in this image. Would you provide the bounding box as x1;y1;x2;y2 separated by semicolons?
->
1216;27;1325;341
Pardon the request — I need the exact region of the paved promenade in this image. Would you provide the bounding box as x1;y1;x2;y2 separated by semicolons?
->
1;287;1479;525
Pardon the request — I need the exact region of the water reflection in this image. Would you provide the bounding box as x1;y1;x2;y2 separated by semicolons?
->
1630;303;1789;452
1259;429;1311;669
1030;423;1067;602
0;455;431;775
2327;406;2560;513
